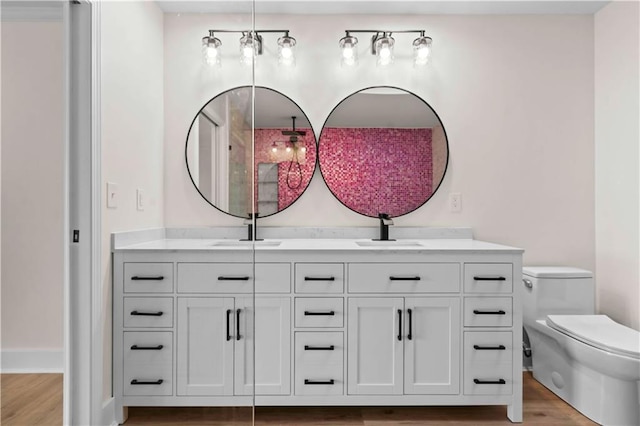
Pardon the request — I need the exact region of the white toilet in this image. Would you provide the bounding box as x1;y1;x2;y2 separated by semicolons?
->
522;266;640;426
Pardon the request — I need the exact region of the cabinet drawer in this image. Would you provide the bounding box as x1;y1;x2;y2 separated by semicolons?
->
348;263;460;293
295;298;344;328
464;297;512;327
124;297;173;328
464;263;513;294
464;331;513;395
123;332;173;396
295;332;344;396
295;263;344;294
124;263;173;293
255;263;291;293
177;263;252;293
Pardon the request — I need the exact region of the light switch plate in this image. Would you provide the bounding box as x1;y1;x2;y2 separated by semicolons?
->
136;189;144;211
107;182;118;209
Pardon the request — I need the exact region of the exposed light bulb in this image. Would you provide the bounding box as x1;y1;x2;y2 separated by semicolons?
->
374;34;395;67
239;32;261;65
242;45;254;60
277;34;296;66
271;145;278;153
202;35;221;66
281;46;293;59
285;146;292;153
413;36;432;66
300;146;306;153
339;34;358;67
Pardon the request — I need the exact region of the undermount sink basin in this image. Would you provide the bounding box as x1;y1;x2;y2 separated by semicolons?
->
211;240;281;247
355;240;422;247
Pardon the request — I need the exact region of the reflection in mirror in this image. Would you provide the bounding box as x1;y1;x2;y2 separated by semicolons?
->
318;87;448;218
186;86;317;218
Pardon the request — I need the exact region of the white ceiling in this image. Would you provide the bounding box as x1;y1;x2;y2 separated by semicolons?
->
157;1;609;15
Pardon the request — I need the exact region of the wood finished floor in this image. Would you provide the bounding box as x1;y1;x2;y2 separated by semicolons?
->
1;373;597;425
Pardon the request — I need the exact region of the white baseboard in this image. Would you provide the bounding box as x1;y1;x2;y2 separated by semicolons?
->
1;349;63;373
102;397;118;426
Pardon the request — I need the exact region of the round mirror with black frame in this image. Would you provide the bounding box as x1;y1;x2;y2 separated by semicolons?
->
318;86;449;219
185;86;317;219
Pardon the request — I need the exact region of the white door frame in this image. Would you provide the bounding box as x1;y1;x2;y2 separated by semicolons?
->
65;0;104;424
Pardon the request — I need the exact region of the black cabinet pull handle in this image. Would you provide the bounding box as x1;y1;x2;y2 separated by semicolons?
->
236;309;242;341
226;309;232;341
304;276;336;281
131;310;163;316
304;311;335;316
473;310;506;315
407;308;413;341
304;345;335;351
130;345;163;350
304;379;335;385
474;379;506;385
218;276;250;281
131;276;164;281
474;344;506;351
473;276;506;281
131;379;163;385
397;309;402;341
390;276;421;281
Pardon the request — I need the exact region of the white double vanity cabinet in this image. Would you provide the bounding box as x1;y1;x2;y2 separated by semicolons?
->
113;234;524;423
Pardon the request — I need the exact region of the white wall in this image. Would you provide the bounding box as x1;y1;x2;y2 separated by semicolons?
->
101;0;164;398
164;13;595;271
595;1;640;331
1;20;64;371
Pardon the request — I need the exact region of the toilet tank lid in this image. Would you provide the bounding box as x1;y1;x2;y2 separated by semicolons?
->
523;266;592;278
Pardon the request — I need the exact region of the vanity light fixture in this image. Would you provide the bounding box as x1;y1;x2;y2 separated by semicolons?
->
339;34;359;66
202;29;296;67
277;33;296;66
412;33;433;66
339;30;433;67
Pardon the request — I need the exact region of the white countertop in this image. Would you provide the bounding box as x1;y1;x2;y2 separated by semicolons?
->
113;238;523;253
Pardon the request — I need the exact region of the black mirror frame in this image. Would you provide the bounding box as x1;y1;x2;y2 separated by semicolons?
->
317;86;450;219
185;85;318;219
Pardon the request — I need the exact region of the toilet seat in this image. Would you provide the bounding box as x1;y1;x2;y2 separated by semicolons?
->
546;315;640;359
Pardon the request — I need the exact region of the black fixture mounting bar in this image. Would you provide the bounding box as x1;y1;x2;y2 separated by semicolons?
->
343;30;431;54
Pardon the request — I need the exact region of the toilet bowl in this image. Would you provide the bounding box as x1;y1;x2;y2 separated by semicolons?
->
522;267;640;426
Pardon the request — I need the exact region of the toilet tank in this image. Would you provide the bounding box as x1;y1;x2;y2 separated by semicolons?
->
522;266;595;325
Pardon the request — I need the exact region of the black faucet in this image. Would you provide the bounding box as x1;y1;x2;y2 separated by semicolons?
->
374;213;395;241
241;213;262;241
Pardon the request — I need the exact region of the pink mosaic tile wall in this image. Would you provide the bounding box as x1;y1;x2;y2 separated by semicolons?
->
319;128;433;217
254;128;316;213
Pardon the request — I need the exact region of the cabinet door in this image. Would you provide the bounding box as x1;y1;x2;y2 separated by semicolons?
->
347;297;403;395
404;297;460;395
177;297;234;396
235;297;291;396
